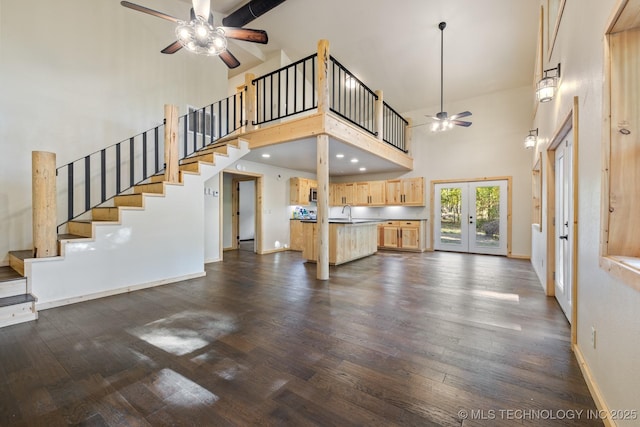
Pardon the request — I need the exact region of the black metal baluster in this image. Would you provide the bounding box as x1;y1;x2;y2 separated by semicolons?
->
154;127;159;173
116;143;121;194
84;156;90;212
285;67;289;116
100;149;106;202
68;163;74;222
129;137;134;188
218;99;223;137
142;132;148;179
193;110;198;154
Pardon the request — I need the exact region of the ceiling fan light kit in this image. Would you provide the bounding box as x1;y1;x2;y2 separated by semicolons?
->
176;17;227;56
121;0;277;68
426;22;472;132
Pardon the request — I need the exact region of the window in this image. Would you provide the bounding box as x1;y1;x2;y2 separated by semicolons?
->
600;2;640;291
187;106;215;139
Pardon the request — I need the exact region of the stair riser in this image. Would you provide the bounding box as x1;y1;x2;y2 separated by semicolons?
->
114;195;144;207
133;183;165;194
0;279;27;298
68;222;92;238
181;154;215;166
8;255;25;277
92;208;119;222
0;312;37;328
198;146;229;156
149;175;165;183
0;301;34;320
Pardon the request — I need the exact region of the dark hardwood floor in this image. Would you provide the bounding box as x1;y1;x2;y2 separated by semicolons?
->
0;250;601;426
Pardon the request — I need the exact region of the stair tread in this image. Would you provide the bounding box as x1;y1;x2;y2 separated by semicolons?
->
8;250;33;261
0;294;36;308
0;267;23;282
58;234;86;240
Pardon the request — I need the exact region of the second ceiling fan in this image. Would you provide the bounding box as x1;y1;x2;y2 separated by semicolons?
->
121;0;283;69
427;22;472;131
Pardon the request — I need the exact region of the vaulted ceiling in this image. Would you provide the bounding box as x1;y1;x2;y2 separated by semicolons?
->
206;0;540;113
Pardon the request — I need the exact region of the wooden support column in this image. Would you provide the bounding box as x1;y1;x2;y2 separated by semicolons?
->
375;90;384;140
244;73;256;131
316;134;330;280
32;151;57;258
317;40;330;114
164;104;179;183
405;118;413;153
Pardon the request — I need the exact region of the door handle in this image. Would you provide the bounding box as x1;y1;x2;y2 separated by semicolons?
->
559;235;568;240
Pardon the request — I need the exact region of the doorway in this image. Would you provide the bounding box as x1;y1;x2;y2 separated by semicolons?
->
545;101;578;333
554;134;573;321
222;172;263;254
433;179;509;256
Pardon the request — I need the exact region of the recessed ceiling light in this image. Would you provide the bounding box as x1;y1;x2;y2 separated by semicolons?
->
359;167;366;171
350;158;358;163
261;153;271;158
336;154;344;158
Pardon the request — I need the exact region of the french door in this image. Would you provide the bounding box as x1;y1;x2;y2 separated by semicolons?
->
434;180;508;255
555;134;573;321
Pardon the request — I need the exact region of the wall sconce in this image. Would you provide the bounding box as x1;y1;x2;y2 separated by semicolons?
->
524;128;538;149
537;64;561;102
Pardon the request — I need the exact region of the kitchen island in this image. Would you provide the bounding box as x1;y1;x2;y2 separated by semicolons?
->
301;219;383;265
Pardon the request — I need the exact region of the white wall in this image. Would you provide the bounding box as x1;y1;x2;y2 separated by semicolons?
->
239;181;256;240
533;1;640;423
203;174;221;263
0;0;230;264
340;85;534;257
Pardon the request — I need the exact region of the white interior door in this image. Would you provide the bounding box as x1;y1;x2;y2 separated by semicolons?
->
555;135;573;322
434;180;507;255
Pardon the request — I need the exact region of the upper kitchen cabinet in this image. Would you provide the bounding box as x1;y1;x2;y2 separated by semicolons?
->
354;181;386;206
290;177;317;206
330;183;355;206
385;177;425;206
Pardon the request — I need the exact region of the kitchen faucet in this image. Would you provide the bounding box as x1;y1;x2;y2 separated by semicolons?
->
342;204;352;222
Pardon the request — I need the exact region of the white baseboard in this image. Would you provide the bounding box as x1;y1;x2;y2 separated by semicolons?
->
36;271;206;311
205;257;222;264
573;344;616;427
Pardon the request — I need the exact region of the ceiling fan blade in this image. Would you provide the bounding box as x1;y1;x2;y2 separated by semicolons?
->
222;0;287;27
450;111;472;120
120;1;179;23
425;115;441;121
219;50;241;69
220;27;268;44
452;120;473;127
161;41;183;54
192;0;210;19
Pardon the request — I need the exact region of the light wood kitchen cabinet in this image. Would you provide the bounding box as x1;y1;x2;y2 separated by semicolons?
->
378;220;426;251
290;177;317;206
385;177;425;206
290;220;304;251
354;181;386;206
331;183;354;205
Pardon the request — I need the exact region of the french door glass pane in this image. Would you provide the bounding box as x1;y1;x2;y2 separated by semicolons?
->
474;185;500;248
440;187;462;245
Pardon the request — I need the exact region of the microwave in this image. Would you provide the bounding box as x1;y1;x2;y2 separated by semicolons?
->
309;188;318;202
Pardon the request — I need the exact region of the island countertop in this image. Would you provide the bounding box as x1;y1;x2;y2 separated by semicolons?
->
301;220;379;265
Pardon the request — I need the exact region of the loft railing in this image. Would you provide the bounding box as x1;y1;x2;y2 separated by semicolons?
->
55;92;244;231
329;56;377;137
253;54;317;125
383;102;408;152
251;49;407;152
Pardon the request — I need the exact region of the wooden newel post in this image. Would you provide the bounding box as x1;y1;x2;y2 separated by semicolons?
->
32;151;57;257
317;40;330;113
244;73;257;132
405;118;413;154
375;90;384;140
164;104;179;183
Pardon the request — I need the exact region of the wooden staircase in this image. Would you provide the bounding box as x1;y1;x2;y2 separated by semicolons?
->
2;139;246;328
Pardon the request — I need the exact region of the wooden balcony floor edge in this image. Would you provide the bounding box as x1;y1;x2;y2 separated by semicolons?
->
0;250;601;426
